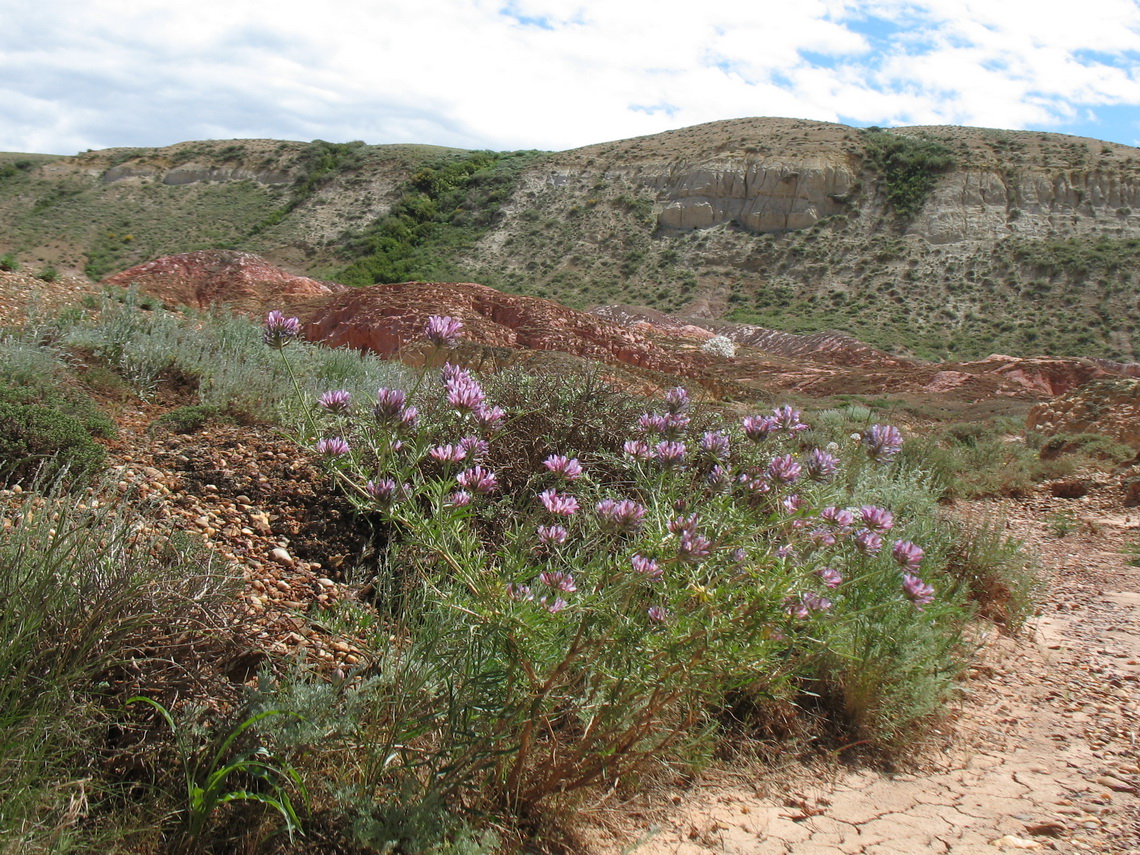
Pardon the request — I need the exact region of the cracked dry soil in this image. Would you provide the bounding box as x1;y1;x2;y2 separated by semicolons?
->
584;487;1140;855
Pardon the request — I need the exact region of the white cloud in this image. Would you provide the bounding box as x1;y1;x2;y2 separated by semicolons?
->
0;0;1137;155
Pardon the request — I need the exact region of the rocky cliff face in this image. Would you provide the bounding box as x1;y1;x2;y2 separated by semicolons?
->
652;158;855;232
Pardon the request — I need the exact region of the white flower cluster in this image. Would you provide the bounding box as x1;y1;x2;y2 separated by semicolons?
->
701;335;736;358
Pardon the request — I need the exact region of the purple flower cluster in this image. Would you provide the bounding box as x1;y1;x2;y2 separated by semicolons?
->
669;513;711;561
367;478;408;505
743;406;809;441
902;573;935;609
539;570;577;592
539;489;579;516
315;437;350;457
374;387;417;428
424;315;463;348
596;498;646;533
785;591;832;619
441;363;504;429
631;553;662;580
803;448;839;482
544;454;583;481
456;465;498;494
860;505;894;533
864;424;904;463
318;390;352;415
699;430;731;461
654;440;687;467
623;440;653;460
890;539;924;570
263;310;301;349
537;524;569;546
767;454;801;485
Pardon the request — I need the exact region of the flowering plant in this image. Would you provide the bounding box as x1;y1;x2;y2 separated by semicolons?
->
267;311;968;810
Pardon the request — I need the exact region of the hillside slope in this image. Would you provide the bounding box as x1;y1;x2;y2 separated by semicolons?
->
1;119;1138;361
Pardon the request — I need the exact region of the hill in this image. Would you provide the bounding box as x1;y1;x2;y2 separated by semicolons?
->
1;118;1138;361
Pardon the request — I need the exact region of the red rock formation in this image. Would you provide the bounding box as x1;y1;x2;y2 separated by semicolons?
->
102;250;343;312
303;281;712;377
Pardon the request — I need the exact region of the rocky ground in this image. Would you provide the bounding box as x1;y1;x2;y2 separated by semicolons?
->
582;484;1140;854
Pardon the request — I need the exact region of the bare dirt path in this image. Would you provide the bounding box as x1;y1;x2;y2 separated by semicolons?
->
586;485;1140;854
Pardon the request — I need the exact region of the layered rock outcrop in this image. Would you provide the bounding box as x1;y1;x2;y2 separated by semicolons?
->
653;158;854;232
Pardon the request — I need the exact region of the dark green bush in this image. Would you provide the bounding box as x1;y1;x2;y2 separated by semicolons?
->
151;404;223;434
862;129;954;221
0;401;106;485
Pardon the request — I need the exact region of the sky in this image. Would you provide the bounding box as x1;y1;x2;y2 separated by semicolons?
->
2;0;1139;156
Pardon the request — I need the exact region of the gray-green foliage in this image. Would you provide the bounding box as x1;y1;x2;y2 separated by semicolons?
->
0;484;233;853
60;288;413;425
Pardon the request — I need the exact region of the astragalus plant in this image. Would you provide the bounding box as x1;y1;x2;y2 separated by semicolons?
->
267;312;974;818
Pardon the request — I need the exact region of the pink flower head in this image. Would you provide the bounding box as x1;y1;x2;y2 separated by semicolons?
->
263;310;301;349
803;448;839;482
425;315;463;347
706;464;729;490
537;524;569;546
544;454;583;481
668;514;699;536
809;528;837;548
767;454;801;484
539;489;579;516
440;362;468;385
773;404;807;433
631;553;662;580
859;505;894;533
781;494;805;514
539;570;577;593
446;375;486;413
400;405;419;429
647;605;667;623
315;437;350;457
817;566;843;588
785;591;832;618
473;404;505;430
902;573;935;609
623;439;653;460
430;444;467;463
700;431;731;461
638;413;668;434
596;498;647;533
820;506;855;530
456;465;497;494
317;390;352;414
374;387;408;422
654;440;687;467
459;435;488;461
447;489;473;507
678;531;712;561
542;596;569;614
662;412;690;438
854;529;884;555
891;539;925;570
366;477;400;503
506;582;533;602
664;386;690;413
864;424;904;463
742;414;779;441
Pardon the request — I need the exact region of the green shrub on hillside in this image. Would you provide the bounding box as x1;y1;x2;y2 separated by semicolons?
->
861;129;954;221
338;150;545;286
